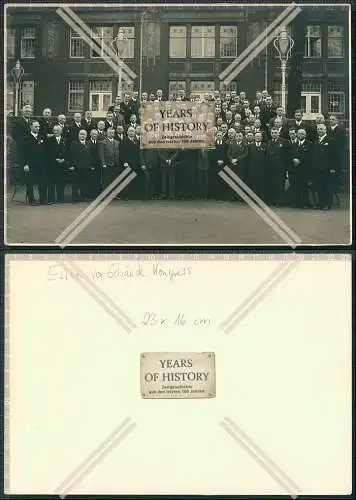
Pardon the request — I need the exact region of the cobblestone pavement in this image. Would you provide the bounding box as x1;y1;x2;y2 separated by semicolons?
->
6;193;350;245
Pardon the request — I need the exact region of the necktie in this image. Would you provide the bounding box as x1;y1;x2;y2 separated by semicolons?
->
57;137;60;143
256;143;260;147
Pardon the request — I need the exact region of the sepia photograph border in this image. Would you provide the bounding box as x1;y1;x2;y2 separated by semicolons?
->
3;1;353;248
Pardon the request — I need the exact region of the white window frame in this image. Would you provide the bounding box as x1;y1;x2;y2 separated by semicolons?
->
190;80;215;100
327;25;345;58
169;80;187;97
300;92;321;120
304;25;322;58
21;80;35;109
116;26;135;59
90;26;114;59
220;26;237;58
169;26;187;58
7;28;16;58
68;80;85;112
191;25;215;58
69;28;84;58
20;28;36;59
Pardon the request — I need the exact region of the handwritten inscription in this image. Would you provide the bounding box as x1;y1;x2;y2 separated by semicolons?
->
141;312;212;328
47;263;193;283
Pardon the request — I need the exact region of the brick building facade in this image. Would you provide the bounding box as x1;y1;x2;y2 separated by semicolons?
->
5;4;350;122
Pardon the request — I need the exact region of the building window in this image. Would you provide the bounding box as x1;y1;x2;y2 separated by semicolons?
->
169;26;187;58
89;80;112;115
191;26;215;58
222;82;237;95
220;26;237;58
116;27;135;59
304;25;321;58
6;81;14;113
300;81;321;118
90;26;114;58
69;28;84;58
328;81;345;114
190;81;215;98
20;80;35;108
20;28;36;59
7;28;16;58
68;80;84;112
328;26;344;58
169;81;187;97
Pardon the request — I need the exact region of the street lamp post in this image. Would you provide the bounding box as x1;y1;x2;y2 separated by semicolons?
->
273;27;294;113
111;28;128;100
11;60;24;117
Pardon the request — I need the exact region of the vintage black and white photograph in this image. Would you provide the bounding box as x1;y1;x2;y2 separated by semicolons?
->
4;2;352;246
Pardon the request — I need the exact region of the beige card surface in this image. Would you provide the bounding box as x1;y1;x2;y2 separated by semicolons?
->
4;254;352;496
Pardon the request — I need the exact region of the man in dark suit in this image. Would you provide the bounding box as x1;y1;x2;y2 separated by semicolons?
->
119;94;133;124
39;108;55;140
115;125;126;143
96;121;107;142
120;126;150;199
68;113;83;144
209;131;227;200
226;130;248;180
288;128;313;208
12;105;33;166
140;146;159;200
260;96;276;130
112;105;126;127
197;148;210;200
22;120;47;205
311;123;333;210
81;110;97;134
266;127;288;206
87;128;102;198
46;124;69;203
288;110;310;140
104;111;116;132
246;131;267;199
158;148;179;200
56;114;71;140
99;127;121;190
130;91;140;116
328;115;347;206
68;129;92;202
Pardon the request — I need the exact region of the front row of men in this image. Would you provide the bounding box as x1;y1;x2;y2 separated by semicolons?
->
22;120;339;210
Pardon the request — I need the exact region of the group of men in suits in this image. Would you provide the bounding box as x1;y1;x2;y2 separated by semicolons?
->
8;88;348;209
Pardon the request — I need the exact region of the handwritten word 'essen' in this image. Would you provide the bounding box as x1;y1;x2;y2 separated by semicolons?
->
144;358;209;383
47;263;193;283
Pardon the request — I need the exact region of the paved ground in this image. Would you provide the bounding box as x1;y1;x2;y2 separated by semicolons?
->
6;190;350;245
